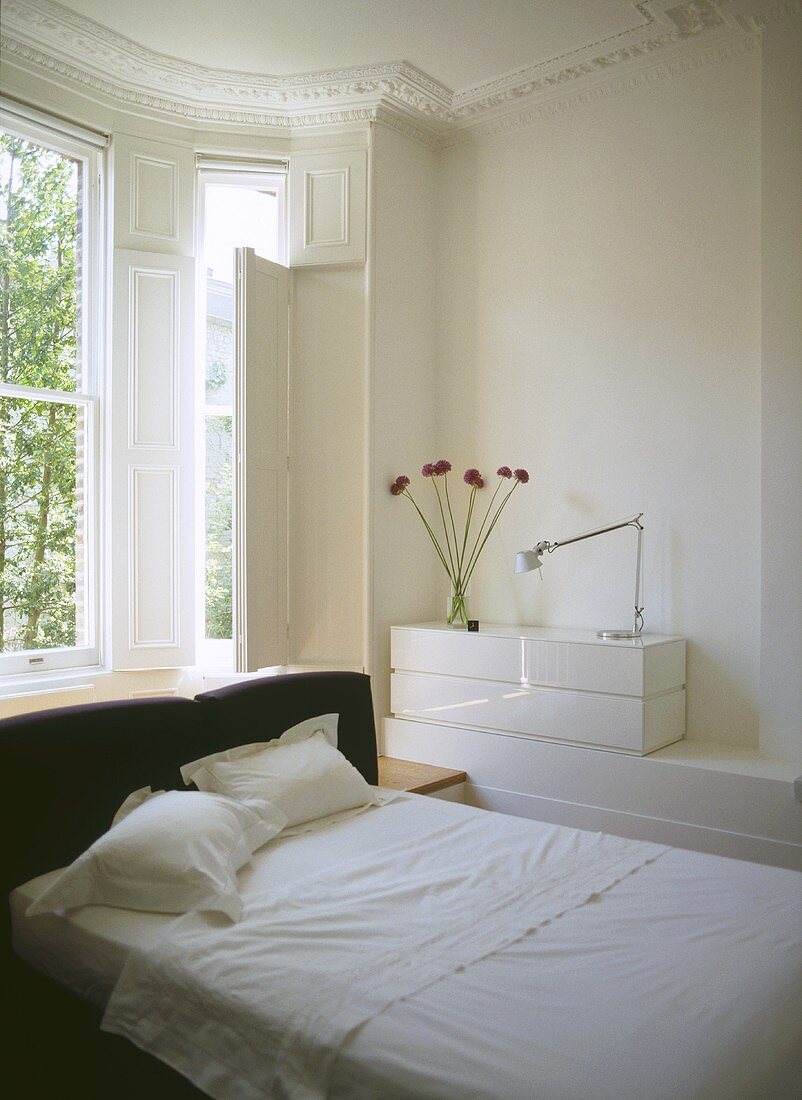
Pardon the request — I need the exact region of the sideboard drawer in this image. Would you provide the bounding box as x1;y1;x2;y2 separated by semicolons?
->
392;627;685;698
391;670;685;754
524;638;685;696
392;627;523;684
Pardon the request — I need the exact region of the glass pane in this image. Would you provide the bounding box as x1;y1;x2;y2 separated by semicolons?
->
205;283;234;406
205;413;233;640
0;132;81;392
0;395;88;652
205;185;278;283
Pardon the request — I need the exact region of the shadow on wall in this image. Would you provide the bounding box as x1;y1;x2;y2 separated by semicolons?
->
289;265;367;667
685;641;758;749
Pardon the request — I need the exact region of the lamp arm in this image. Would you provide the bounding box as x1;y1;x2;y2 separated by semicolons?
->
546;513;643;552
535;513;645;636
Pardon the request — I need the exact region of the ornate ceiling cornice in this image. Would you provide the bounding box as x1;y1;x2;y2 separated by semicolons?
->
444;32;760;148
0;0;796;145
0;0;452;135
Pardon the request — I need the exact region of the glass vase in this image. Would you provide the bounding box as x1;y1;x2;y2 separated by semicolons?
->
446;582;469;627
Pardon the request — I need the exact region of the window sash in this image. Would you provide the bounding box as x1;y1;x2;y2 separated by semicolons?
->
0;111;103;397
0;388;100;675
0;113;103;676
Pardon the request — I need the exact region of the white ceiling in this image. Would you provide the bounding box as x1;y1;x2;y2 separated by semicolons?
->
51;0;643;91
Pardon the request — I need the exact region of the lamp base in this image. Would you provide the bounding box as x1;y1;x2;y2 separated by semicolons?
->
596;629;642;640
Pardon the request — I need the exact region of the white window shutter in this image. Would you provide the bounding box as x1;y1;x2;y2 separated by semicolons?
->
234;248;289;672
110;135;196;669
289;150;366;266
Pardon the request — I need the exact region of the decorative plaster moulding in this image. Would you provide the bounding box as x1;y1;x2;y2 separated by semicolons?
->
441;31;761;149
0;0;797;147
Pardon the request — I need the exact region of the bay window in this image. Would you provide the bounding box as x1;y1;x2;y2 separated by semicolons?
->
1;119;298;685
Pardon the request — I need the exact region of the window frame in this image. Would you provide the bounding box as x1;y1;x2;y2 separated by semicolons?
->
0;113;104;677
195;167;286;669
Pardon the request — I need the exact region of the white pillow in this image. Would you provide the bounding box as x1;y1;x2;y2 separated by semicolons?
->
27;788;286;922
180;714;378;828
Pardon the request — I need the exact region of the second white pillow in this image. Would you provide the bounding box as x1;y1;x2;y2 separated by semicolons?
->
180;715;378;828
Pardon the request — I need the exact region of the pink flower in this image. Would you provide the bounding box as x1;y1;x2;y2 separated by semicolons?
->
497;466;513;479
513;468;530;484
434;459;452;475
464;468;485;488
390;475;410;495
421;463;436;477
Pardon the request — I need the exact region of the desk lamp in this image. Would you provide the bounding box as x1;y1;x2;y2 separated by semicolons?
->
515;513;644;639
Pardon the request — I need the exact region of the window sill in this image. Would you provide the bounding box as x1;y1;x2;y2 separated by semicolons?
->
0;664;107;698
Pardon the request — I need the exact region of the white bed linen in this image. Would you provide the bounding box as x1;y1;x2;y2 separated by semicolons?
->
9;792;398;1007
13;795;802;1100
102;808;667;1098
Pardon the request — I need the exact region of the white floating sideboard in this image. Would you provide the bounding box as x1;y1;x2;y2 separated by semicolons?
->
390;624;685;755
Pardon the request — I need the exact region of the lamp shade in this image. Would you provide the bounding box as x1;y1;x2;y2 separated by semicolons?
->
514;549;543;574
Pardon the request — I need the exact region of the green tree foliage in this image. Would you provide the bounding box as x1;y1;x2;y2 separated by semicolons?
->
205;414;233;640
0;132;82;651
204;302;234;642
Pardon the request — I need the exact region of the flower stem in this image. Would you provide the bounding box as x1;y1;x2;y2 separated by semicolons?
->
431;477;458;582
459;485;477;583
463;482;520;587
443;474;461;578
462;477;506;581
447;585;469;626
402;489;453;581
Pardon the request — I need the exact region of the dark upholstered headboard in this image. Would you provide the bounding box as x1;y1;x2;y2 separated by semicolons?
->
1;670;376;1098
1;671;376;910
1;696;199;903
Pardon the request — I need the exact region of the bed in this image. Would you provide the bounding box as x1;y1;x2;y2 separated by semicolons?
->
4;671;801;1099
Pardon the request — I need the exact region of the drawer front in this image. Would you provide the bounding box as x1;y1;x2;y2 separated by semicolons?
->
391;671;647;751
525;639;644;695
392;628;523;683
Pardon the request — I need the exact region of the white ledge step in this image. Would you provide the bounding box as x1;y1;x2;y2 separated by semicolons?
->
651;741;799;782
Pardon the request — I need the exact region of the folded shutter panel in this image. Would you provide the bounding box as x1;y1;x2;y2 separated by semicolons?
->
110;134;196;669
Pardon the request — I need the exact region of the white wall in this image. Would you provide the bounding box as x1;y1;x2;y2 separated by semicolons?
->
436;48;763;748
370;123;440;724
759;19;802;764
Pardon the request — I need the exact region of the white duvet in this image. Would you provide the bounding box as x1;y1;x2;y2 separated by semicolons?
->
101;805;668;1099
16;794;801;1100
